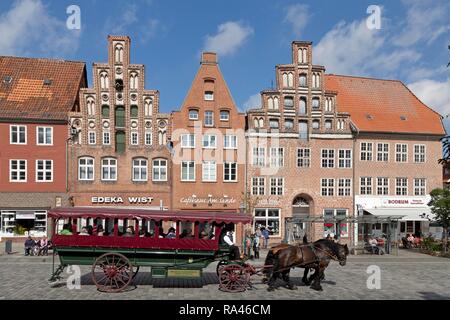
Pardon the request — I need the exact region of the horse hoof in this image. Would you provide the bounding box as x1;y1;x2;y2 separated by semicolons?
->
267;287;275;292
288;285;298;290
311;286;323;291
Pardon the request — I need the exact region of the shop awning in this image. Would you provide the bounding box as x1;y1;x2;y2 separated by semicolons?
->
363;207;434;221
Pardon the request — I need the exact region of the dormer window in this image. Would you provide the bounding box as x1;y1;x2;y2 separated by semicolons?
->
312;97;320;109
204;91;214;101
220;110;230;121
189;109;199;120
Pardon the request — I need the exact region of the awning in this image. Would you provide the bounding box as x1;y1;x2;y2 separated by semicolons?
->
363;207;434;221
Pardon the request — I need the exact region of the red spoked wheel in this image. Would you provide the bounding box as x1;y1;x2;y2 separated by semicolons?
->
218;264;250;293
91;252;134;293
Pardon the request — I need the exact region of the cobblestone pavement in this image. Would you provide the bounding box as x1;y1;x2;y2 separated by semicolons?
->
0;249;449;300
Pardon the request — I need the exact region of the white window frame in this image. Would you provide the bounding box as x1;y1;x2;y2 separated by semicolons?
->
252;177;265;195
338;149;352;168
220;110;230;121
36;127;53;146
202;135;217;149
223;162;237;182
152;159;168;182
181;134;195;148
181;161;195;182
10;125;27;145
360;177;373;195
224;135;237;149
88;131;96;145
323;209;349;238
360;142;373;161
297;148;311;168
376;143;389;162
202;161;216;182
337;178;351;197
321;178;335;197
132;158;148;182
414;178;426;196
252;147;266;167
254;208;280;237
270;147;284;167
9;159;27;182
103;131;110;145
321;149;335;168
414;144;426;163
396;177;408;196
145;131;152;146
188;109;199;120
270;177;284;195
395;144;408;163
78;157;94;181
35;160;53;182
130;132;139;145
376;177;389;195
204;111;214;126
101;158;117;181
204;91;214;101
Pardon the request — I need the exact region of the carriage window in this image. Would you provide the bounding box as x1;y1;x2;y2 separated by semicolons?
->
117;219;137;236
199;222;215;239
161;221;177;239
179;221;194;239
138;219;156;237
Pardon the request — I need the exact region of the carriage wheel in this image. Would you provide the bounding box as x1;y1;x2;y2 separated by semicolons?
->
92;253;133;293
218;264;250;293
216;260;228;276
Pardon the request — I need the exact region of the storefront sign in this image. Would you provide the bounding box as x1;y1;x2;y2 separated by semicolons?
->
257;199;281;206
180;196;236;204
91;196;154;204
382;199;425;206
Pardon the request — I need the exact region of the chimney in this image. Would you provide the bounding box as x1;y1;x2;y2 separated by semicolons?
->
201;52;217;65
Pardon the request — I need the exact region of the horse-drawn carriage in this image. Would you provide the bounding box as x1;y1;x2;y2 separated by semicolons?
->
48;207;259;292
48;207;349;293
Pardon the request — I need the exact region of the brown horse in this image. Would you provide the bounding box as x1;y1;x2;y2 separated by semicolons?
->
263;239;349;291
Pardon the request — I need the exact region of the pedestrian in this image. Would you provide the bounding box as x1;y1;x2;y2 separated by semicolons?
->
244;231;252;258
24;236;35;256
252;232;260;259
261;227;270;249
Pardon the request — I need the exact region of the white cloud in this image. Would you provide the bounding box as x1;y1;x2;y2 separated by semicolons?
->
408;77;450;116
242;93;261;111
284;4;310;37
108;5;138;35
203;21;253;57
0;0;80;57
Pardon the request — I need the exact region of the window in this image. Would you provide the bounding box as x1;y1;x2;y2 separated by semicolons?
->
396;178;408;195
115;44;123;63
130;105;138;118
189;109;198;120
377;143;389;162
115;131;125;153
181;161;195;181
10;160;27;182
252;147;265;166
297;148;310;167
288;73;294;87
298;48;308;64
181;134;195;148
312;120;320;129
130;132;138;145
224;135;237;149
145;132;152;145
270;148;284;167
202;135;216;149
129;72;138;90
86;97;95;116
360;142;373;161
152;159;167;181
268;96;279;110
204;91;214;101
312;97;320;109
252;177;265;195
414;178;426;196
144;98;153;117
324;120;332;130
396;144;408;162
312;73;321;88
284;119;294;130
269;119;279;129
414;145;426;163
299;121;308;140
133;158;147;181
337;119;345;130
224;162;237;182
102;105;110;118
202;161;216;182
299;97;307;114
78;157;94;181
88;131;96;145
115;106;125;128
270;177;283;195
321;149;335;168
100;71;109;90
324;209;348;238
299;74;307;87
284;96;294;108
101;158;117;181
254;208;280;236
377;177;389;195
338;179;351;196
10;125;26;144
360;177;372;195
282;73;288;88
220;110;230;121
338;149;352;168
204;111;214;126
321;179;334;196
159;130;167;145
325;97;333;112
103;131;110;145
36;127;52;145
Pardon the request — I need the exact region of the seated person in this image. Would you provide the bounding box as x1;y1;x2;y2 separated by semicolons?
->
96;225;104;236
24;236;35;256
180;228;193;239
79;227;89;236
59;224;73;235
123;226;135;237
223;230;240;260
407;234;415;246
368;237;378;253
199;230;209;239
158;227;165;238
166;227;176;239
38;236;49;256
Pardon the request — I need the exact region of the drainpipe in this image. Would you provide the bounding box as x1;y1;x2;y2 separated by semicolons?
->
352;124;359;248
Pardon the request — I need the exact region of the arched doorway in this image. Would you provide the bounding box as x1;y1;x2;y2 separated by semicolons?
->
286;195;313;243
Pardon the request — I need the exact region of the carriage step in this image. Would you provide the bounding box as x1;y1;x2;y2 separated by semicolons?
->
151;268;202;279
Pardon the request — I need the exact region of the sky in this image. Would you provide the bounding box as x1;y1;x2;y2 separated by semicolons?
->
0;0;449;131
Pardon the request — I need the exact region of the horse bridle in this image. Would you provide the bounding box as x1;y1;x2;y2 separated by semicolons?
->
311;244;345;263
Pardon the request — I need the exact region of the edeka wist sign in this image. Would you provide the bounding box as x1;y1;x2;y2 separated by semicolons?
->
180;196;236;205
91;196;154;205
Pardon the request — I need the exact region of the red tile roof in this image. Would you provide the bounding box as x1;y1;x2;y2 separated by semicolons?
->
0;56;86;122
325;74;446;135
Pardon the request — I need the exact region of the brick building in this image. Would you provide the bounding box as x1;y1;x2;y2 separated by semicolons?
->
68;36;172;212
0;56;87;237
246;41;445;246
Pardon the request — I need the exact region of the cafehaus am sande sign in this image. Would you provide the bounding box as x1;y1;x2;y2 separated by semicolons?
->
91;196;154;204
180;196;236;204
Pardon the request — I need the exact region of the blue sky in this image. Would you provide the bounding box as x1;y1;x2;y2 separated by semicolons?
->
1;0;449;130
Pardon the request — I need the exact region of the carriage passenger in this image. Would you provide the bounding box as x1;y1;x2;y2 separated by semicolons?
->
79;227;89;236
166;227;176;239
59;224;73;235
223;231;240;260
123;226;135;237
97;225;104;236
